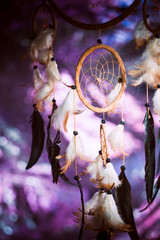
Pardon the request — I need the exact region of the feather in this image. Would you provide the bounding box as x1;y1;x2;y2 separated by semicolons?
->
26;105;45;169
47;129;61;183
46;57;61;84
30;28;55;60
140;175;160;212
33;66;44;91
108;121;125;154
103;191;131;231
86;154;103;181
129;36;160;88
101;160;121;189
153;87;160;116
51;90;77;131
61;134;84;173
115;166;139;240
133;19;152;49
107;80;122;105
144;108;155;202
36;82;54;103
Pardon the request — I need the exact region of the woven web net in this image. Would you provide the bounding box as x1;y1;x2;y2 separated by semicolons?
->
34;5;56;35
146;0;160;31
79;48;122;109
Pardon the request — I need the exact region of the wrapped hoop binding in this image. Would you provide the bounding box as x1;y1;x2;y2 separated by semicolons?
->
75;44;126;113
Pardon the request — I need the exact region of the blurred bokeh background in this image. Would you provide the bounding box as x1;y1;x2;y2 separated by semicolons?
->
0;0;160;239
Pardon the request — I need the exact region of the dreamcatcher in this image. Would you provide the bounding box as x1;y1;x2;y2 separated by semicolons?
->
72;42;139;239
129;0;160;210
24;0;142;239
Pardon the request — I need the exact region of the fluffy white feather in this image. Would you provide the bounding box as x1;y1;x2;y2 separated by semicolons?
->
51;90;78;131
36;82;53;102
33;67;44;91
101;161;121;189
87;154;103;180
103;192;126;230
108;122;124;153
61;135;84;173
108;82;122;104
129;37;160;88
133;20;152;48
84;191;105;214
30;28;54;59
153;88;160;115
46;57;61;84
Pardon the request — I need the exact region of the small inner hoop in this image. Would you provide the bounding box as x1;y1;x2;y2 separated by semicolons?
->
75;44;126;113
143;0;160;34
32;3;57;36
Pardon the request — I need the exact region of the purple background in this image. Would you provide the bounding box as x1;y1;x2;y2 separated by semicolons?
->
0;0;160;239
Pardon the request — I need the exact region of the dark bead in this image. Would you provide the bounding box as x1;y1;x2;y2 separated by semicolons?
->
121;165;126;171
49;24;53;29
106;158;111;163
157;84;160;89
146;14;149;18
71;85;76;90
99;150;102;155
155;33;160;39
118;77;122;83
33;65;37;69
48;115;51;119
33;104;36;108
97;39;102;44
120;120;125;125
107;190;112;195
73;131;78;136
145;103;150;107
101;119;106;124
51;57;55;61
52;98;56;103
74;175;79;180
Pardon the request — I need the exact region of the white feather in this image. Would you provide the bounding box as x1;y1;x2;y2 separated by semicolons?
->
33;67;44;91
103;193;126;230
87;154;103;180
108;122;124;153
133;20;152;42
101;162;121;189
84;191;105;214
36;82;54;102
30;28;54;59
46;58;61;84
153;88;160;115
108;82;122;104
66;135;84;162
51;90;76;130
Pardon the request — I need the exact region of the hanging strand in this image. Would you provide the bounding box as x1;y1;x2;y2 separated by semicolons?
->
146;82;149;116
72;86;78;176
121;100;125;166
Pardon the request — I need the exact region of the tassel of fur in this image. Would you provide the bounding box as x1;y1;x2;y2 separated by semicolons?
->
33;66;44;91
101;159;121;189
61;134;84;173
51;90;78;132
115;166;140;239
108;79;122;105
108;121;125;154
133;19;152;49
26;104;45;169
153;86;160;116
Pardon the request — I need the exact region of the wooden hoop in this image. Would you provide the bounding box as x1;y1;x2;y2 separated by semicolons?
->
143;0;160;34
75;44;126;113
32;3;57;37
47;0;142;31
